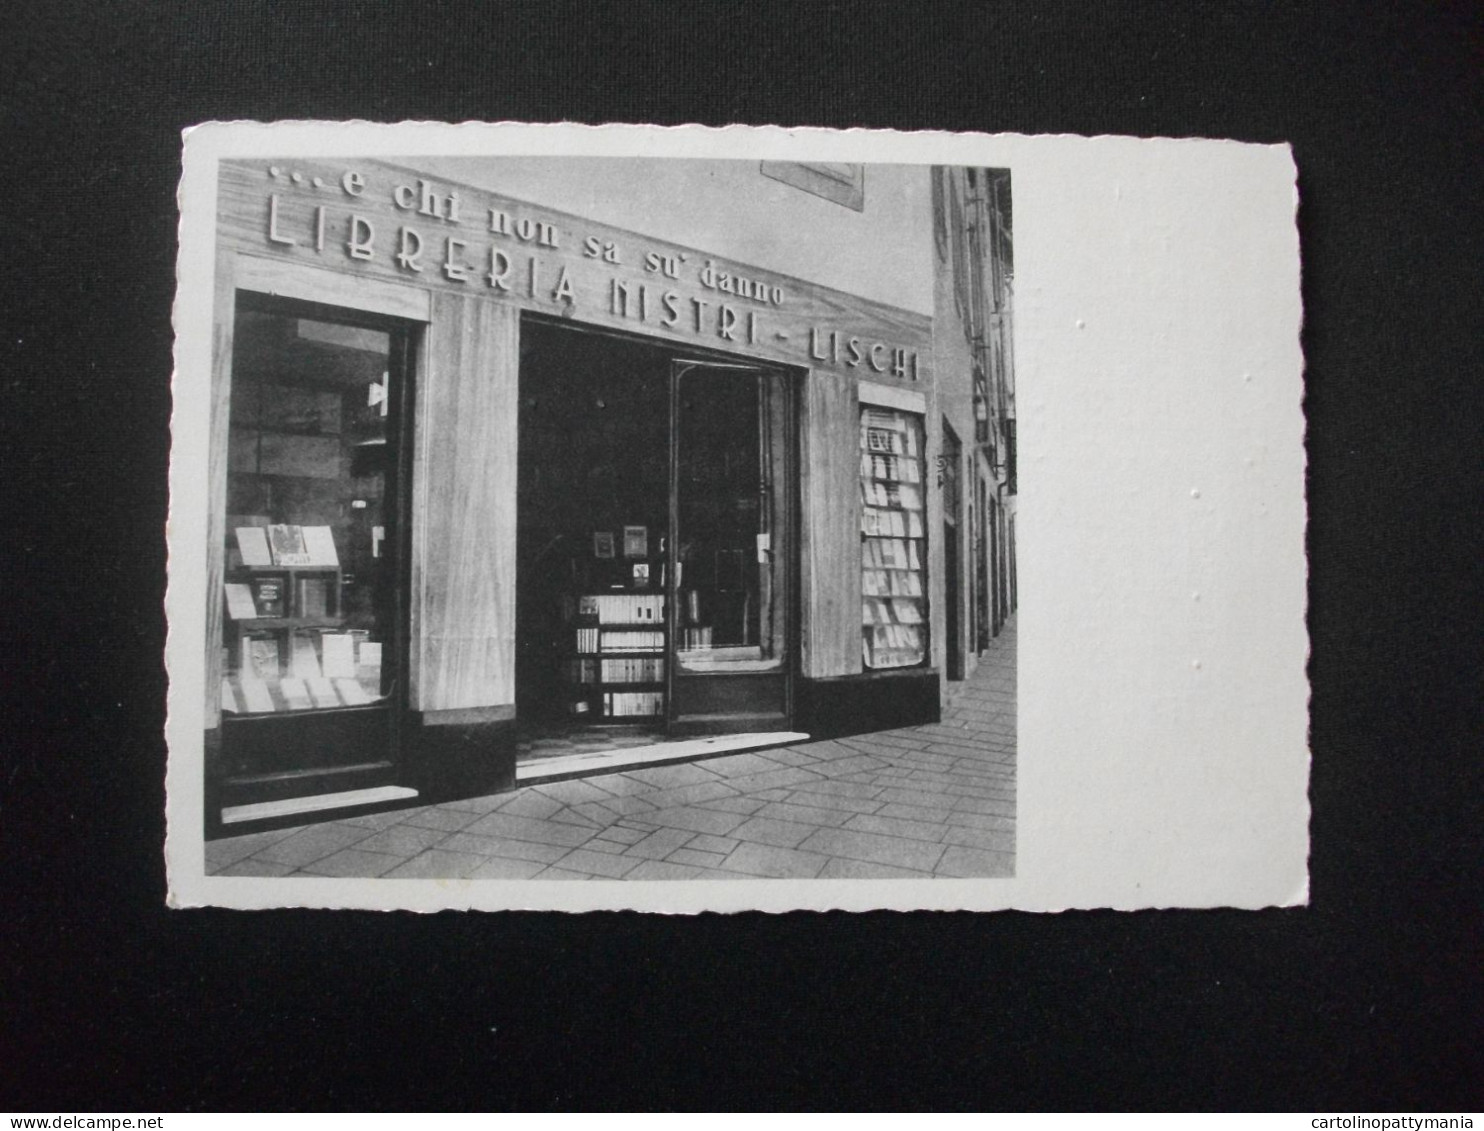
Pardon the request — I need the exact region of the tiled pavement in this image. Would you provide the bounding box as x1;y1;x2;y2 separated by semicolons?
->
208;618;1016;881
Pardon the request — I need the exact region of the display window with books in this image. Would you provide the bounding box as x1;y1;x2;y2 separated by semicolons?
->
860;405;929;669
219;301;407;722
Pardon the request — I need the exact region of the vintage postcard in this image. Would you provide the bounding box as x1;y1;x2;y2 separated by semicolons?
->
164;122;1308;912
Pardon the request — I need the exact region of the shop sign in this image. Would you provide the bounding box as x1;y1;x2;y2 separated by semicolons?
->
221;159;931;381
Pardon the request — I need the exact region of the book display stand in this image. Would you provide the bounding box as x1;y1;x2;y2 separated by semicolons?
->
860;408;929;669
220;525;382;715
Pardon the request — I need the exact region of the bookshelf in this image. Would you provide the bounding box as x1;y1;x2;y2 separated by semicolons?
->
562;593;667;721
860;407;929;669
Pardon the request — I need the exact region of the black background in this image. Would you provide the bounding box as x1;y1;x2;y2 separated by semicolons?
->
2;0;1480;1112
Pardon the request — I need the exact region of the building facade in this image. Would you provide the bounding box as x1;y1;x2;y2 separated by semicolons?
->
201;157;1013;835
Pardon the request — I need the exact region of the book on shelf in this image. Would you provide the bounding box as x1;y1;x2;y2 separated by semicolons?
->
279;677;313;711
335;678;373;706
250;575;286;617
300;525;339;566
298;576;330;618
679;626;714;650
240;634;280;680
234;526;274;567
289;633;322;679
305;676;342;709
320;633;356;679
623;525;648;559
267;523;313;566
603;690;664;718
237;676;275;714
600;629;664;652
581;593;664;624
600;657;664;683
224;582;258;620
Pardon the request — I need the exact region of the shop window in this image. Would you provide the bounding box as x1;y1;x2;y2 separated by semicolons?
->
860;406;928;669
219;305;402;717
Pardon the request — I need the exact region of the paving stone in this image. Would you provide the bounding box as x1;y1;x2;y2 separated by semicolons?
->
255;823;373;867
400;806;485;833
950;795;1016;818
214;857;296;877
568;800;628;825
753;746;818;768
667;847;729;869
462;811;597;848
935;845;1014;878
892;753;960;774
594;825;650;845
584;773;660;797
925;742;1005;759
205;827;302;870
643;806;748;836
941;825;1016;853
496;791;567;820
384;849;488;879
624;827;697;860
869;765;920;779
843;812;947;843
533;778;618;807
775;789;881;815
337;808;418;831
782;739;860;762
810;755;893;779
350;823;452;858
467;856;548;880
547;808;605;828
590;794;658;818
703;752;789;778
724;767;823;794
553;847;644;879
789;778;884;800
623;859;707;880
729;816;816;849
623;762;720;789
845;732;931;752
582;838;631;855
817;857;936;879
719;841;830;879
534;867;596;880
796;827;945;872
298;848;405;878
439;791;516;814
697;795;769;816
876;800;956;823
755;800;854;828
643;781;738;809
437;832;571;864
943;810;1017;832
876;785;959;809
686;833;739;854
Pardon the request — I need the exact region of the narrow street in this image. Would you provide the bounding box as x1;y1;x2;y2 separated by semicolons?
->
208;618;1015;881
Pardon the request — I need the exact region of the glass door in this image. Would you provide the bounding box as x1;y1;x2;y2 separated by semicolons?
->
217;295;414;796
667;360;794;734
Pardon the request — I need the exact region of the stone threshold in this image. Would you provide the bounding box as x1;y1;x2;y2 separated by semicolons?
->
516;731;810;785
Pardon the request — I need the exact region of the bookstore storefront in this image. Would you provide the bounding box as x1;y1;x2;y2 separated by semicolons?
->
203;159;939;832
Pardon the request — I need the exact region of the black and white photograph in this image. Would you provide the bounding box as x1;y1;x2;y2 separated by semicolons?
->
165;123;1307;913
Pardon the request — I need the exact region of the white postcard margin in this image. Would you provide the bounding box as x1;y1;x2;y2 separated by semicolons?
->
165;122;1308;913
